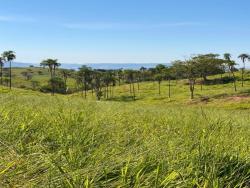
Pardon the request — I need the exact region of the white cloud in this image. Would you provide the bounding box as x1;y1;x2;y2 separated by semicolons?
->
0;15;35;23
62;22;204;30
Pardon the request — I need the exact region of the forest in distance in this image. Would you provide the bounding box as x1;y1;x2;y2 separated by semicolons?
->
1;51;250;101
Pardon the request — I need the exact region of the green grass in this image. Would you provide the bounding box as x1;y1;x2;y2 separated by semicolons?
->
0;83;250;187
3;67;76;90
1;70;250;187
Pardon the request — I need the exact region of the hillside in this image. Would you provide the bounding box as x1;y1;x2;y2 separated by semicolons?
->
0;85;249;187
4;67;250;108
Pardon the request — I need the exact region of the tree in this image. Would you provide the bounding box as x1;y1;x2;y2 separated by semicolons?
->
154;74;163;95
238;54;250;87
135;71;142;91
31;80;40;90
173;60;200;99
21;71;33;80
140;66;147;81
224;53;237;91
116;69;123;86
47;77;66;94
124;70;136;100
192;54;224;82
92;71;103;100
40;59;60;78
40;59;61;95
77;66;92;99
163;67;173;99
2;51;16;89
60;69;74;88
155;64;166;74
0;56;5;85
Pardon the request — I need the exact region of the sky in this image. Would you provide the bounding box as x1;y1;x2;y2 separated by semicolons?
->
0;0;250;65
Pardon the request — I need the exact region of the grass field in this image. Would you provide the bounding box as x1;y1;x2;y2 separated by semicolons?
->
0;69;250;187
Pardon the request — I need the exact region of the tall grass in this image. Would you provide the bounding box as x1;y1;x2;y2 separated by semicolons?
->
0;91;249;187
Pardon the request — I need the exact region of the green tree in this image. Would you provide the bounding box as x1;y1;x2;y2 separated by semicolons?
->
124;70;136;100
163;67;173;99
154;74;163;95
48;77;66;94
21;69;33;80
116;69;123;86
173;60;200;99
155;64;166;74
60;69;74;88
40;59;61;95
224;53;237;91
238;54;250;87
92;71;103;100
2;51;16;89
78;66;92;99
0;56;5;85
40;59;61;78
31;80;40;90
193;54;224;82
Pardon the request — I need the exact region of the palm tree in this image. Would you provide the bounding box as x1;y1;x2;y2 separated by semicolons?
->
224;53;231;61
60;69;73;87
92;71;103;100
124;70;136;100
2;51;16;89
40;59;61;95
40;59;60;78
238;54;249;87
224;53;237;91
224;53;232;77
78;66;92;99
52;61;61;77
41;59;54;78
0;56;5;85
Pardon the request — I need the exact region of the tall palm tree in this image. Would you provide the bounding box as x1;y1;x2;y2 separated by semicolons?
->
40;59;60;95
224;53;237;91
78;66;92;99
224;53;231;61
238;54;250;87
2;51;16;89
60;69;73;87
40;59;60;78
0;56;5;85
52;61;61;77
124;70;136;100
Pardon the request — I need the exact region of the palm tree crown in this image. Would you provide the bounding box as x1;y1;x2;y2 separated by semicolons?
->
224;53;231;61
2;51;16;61
238;54;249;68
2;51;16;89
40;59;60;77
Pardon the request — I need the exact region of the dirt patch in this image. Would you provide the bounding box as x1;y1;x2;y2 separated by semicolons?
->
227;96;250;101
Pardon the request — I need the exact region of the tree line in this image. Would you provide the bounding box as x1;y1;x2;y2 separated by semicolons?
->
1;51;250;100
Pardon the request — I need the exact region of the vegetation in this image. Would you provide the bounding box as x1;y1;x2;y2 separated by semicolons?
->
238;54;250;87
1;51;16;89
0;51;245;101
0;51;250;187
0;87;249;187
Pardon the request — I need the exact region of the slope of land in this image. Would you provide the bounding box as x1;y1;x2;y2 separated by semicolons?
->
0;84;249;187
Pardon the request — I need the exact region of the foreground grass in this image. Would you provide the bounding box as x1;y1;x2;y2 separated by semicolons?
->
0;89;249;187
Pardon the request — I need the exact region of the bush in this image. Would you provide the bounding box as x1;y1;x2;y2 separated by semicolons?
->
40;77;66;94
37;70;43;75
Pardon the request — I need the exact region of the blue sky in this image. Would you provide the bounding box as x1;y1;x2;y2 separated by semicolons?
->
0;0;249;64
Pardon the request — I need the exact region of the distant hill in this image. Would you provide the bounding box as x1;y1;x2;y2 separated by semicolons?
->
10;62;171;70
